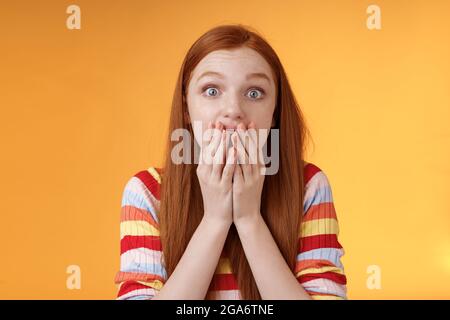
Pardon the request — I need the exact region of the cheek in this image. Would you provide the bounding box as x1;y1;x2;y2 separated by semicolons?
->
188;95;214;118
249;105;275;128
188;114;215;147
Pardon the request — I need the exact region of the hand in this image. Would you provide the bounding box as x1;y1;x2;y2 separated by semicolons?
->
231;122;265;226
197;121;237;226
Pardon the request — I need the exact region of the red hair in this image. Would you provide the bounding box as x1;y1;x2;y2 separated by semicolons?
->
159;24;310;299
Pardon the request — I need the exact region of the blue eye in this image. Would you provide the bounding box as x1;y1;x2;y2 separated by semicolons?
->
247;88;264;100
204;87;219;97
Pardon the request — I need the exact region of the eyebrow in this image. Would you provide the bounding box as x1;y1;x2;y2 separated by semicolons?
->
196;71;271;84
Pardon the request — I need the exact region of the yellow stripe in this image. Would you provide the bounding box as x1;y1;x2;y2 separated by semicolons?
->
148;167;162;184
215;258;232;274
300;218;339;237
296;266;345;277
310;295;344;300
136;280;164;291
120;220;160;238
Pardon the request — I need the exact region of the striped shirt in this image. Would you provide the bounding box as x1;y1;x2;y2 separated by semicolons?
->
114;162;348;300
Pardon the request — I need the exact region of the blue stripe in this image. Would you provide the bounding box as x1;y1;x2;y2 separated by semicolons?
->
303;185;333;212
121;262;167;279
121;188;159;224
297;248;344;269
126;294;154;300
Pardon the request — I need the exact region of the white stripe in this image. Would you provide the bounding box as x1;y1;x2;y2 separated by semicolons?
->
206;290;242;300
301;278;347;298
303;171;333;213
117;288;157;300
120;247;163;270
126;177;160;222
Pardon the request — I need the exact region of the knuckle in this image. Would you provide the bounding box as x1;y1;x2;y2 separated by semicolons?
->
196;165;206;177
222;168;230;177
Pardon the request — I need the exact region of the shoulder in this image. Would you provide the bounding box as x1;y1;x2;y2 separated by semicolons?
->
303;161;332;188
123;167;163;199
121;166;164;223
303;161;334;211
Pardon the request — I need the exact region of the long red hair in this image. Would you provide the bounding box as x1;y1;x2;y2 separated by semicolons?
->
159;24;310;300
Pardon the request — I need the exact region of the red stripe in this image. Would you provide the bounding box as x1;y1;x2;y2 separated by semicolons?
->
299;234;342;253
120;235;162;254
135;170;160;200
298;271;347;285
118;280;153;297
303;163;321;186
302;202;337;222
209;273;238;291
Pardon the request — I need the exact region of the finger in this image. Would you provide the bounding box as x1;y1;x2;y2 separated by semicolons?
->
204;120;214;145
232;131;252;180
250;124;268;172
247;121;258;145
225;128;234;152
204;121;223;164
209;121;224;156
222;144;236;184
235;122;247;151
236;123;254;163
233;157;244;184
200;121;213;165
235;124;253;168
212;130;227;178
223;130;231;164
238;121;259;171
245;122;259;166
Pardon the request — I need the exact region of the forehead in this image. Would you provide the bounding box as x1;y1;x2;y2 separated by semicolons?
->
191;47;274;82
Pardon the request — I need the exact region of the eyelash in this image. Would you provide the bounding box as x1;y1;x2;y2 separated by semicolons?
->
201;85;266;99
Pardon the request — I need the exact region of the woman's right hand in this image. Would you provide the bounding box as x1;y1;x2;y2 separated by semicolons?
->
196;121;237;226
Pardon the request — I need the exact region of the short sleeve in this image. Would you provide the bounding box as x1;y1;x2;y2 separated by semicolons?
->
295;164;348;300
114;167;167;300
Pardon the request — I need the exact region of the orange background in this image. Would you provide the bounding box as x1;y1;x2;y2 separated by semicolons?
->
0;0;449;299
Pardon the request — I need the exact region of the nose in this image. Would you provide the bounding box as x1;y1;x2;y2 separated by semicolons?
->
222;95;245;122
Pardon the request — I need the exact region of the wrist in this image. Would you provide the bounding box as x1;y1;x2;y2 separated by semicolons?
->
233;212;261;231
202;214;233;229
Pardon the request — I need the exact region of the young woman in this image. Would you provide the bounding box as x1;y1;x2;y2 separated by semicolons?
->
114;25;347;300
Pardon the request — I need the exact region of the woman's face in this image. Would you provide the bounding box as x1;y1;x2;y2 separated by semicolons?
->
186;47;277;146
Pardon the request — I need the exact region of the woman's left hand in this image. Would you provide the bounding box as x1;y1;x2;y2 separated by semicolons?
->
231;122;266;226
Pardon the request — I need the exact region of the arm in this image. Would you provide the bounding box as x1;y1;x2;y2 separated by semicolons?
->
235;216;313;300
232;161;347;299
153;217;231;300
230;123;312;299
115;169;232;300
156;123;236;299
295;168;347;300
115;173;167;300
